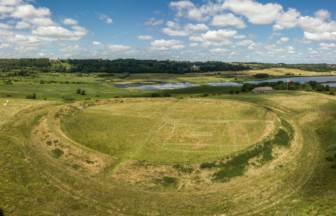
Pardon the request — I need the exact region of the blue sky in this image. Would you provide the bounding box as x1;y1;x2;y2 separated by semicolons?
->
1;0;336;63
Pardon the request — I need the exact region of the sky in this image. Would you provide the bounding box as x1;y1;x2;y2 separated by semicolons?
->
1;0;336;63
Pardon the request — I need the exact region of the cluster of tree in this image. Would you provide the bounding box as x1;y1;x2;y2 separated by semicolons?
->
61;59;250;74
76;89;86;95
254;73;270;78
241;80;332;92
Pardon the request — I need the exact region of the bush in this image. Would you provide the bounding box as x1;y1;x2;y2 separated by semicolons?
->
6;95;11;97
76;89;81;94
325;85;330;91
95;95;100;97
81;90;86;95
39;80;44;84
151;93;160;97
330;89;335;95
255;73;269;78
119;72;130;79
85;98;91;100
235;90;240;94
0;208;3;216
326;155;336;161
331;163;336;169
229;90;234;94
46;141;52;146
200;162;216;169
327;145;336;151
164;93;171;97
26;93;36;99
51;148;64;158
63;96;75;101
44;98;47;100
162;177;177;186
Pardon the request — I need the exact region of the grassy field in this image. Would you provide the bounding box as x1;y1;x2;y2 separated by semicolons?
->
61;99;276;163
1;70;336;215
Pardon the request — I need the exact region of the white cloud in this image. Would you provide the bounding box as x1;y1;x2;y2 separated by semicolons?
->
0;0;23;6
297;16;336;33
71;25;89;37
276;37;290;44
233;35;246;39
304;32;336;41
162;27;189;36
268;33;281;39
3;34;42;47
0;43;12;48
293;38;311;44
248;33;258;39
92;41;101;45
137;35;154;40
149;46;169;51
221;0;282;24
145;17;164;26
236;39;254;46
201;29;237;41
213;39;232;46
58;44;86;52
273;8;300;31
29;17;55;26
98;13;113;24
11;5;50;18
189;36;205;42
15;21;30;29
183;23;209;31
166;21;180;29
62;18;78;25
315;9;330;21
171;44;186;49
201;41;213;47
189;43;199;47
151;39;184;47
210;48;229;54
33;26;73;37
108;45;131;52
210;13;247;28
0;23;13;29
319;43;336;50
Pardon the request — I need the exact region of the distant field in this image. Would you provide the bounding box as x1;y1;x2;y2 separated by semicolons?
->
61;98;276;163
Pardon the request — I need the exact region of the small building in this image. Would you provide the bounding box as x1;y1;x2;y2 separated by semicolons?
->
191;65;200;71
252;87;274;93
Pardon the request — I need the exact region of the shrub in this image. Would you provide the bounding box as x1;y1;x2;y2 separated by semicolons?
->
331;163;336;169
76;89;81;94
330;89;335;95
39;80;45;84
81;90;86;95
26;93;36;99
229;90;234;94
0;208;3;216
119;72;130;79
235;90;240;94
51;148;64;158
85;98;91;100
86;160;94;164
63;96;75;101
325;85;330;91
6;95;11;97
76;82;81;84
326;155;336;161
46;141;52;146
162;177;177;186
44;98;47;100
151;93;160;97
255;73;269;78
164;93;171;97
72;164;81;170
95;95;100;97
327;144;336;151
114;96;120;98
53;140;58;143
200;162;216;169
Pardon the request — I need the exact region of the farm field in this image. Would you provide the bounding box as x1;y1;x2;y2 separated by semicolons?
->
1;90;336;215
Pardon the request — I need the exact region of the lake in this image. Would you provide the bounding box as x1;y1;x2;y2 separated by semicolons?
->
207;82;243;86
114;82;197;90
244;76;336;84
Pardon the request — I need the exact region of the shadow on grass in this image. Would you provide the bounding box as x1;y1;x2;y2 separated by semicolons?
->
200;119;294;182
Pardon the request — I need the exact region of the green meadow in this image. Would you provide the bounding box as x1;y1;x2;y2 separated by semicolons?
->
1;71;336;215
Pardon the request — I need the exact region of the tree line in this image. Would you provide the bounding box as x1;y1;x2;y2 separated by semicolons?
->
0;58;251;74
